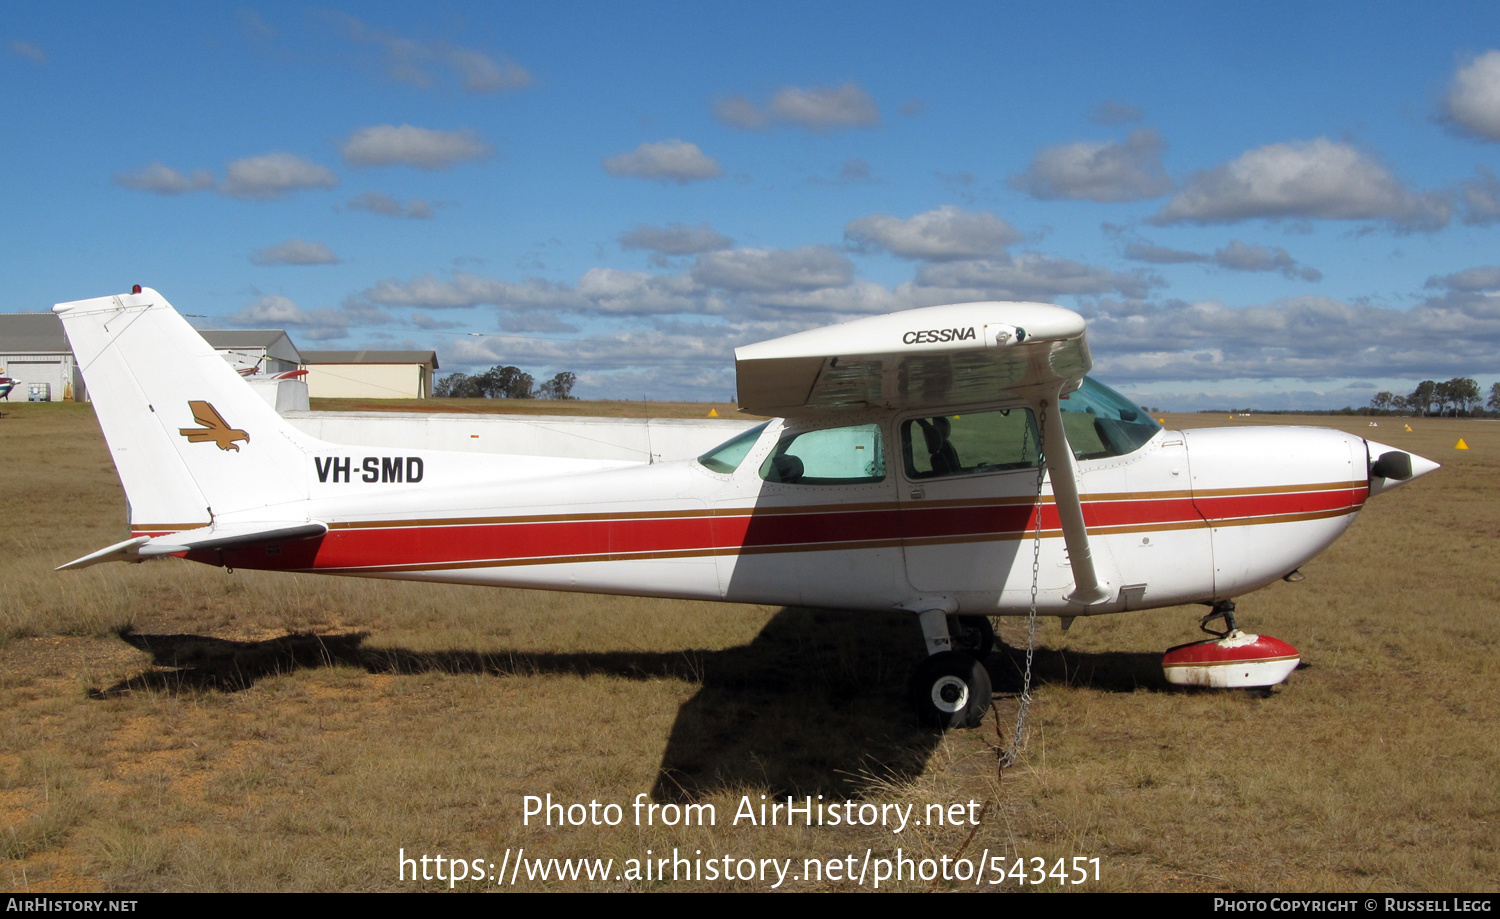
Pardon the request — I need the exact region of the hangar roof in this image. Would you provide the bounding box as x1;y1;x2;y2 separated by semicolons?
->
302;350;439;370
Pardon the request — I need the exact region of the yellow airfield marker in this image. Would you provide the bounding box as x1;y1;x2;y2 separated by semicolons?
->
708;408;719;417
1456;439;1470;450
1157;418;1165;423
1405;424;1413;432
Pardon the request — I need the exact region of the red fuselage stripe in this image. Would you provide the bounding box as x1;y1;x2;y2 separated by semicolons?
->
184;485;1368;572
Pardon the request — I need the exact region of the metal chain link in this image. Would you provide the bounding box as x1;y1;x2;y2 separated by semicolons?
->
1002;400;1046;769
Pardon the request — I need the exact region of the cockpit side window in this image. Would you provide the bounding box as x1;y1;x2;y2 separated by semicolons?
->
759;423;885;485
901;409;1041;479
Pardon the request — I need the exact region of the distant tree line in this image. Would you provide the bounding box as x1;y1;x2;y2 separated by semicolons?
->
1369;378;1499;417
434;366;577;400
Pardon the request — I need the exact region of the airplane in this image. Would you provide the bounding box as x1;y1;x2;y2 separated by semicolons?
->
54;287;1438;729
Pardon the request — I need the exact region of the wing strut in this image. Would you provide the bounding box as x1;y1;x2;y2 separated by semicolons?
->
1037;393;1112;606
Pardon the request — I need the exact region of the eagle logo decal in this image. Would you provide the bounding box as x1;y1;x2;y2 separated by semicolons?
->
178;401;250;451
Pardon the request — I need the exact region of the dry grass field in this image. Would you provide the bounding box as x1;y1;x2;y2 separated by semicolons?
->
2;400;1496;892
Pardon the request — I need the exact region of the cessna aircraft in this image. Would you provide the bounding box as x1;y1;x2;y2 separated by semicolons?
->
55;288;1437;728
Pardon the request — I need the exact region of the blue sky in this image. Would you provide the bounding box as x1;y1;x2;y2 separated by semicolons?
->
4;2;1500;408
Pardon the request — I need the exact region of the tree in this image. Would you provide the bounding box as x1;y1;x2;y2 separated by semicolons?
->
1409;380;1436;417
1448;377;1480;415
1489;382;1500;413
476;365;535;399
434;372;480;398
538;371;577;400
1370;391;1394;413
435;365;549;398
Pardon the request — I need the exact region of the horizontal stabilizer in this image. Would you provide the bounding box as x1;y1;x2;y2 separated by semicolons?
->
141;521;328;554
56;536;153;571
57;522;327;570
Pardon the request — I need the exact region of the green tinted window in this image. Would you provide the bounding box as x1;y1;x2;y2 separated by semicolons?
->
760;423;885;484
901;409;1040;479
697;422;769;473
1058;378;1161;460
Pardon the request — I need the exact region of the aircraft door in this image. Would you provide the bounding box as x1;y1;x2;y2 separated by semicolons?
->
898;407;1076;597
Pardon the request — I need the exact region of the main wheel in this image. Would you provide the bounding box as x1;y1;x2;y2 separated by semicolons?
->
909;651;993;729
950;615;995;660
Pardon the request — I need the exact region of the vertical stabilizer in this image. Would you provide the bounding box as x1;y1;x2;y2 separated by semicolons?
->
55;288;320;534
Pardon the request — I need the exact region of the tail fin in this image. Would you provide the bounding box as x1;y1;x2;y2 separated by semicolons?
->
55;288;321;534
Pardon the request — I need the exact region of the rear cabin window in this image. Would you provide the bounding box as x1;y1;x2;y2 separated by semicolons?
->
697;422;769;473
759;423;886;485
901;409;1041;479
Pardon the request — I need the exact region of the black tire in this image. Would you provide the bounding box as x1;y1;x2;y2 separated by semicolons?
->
909;651;993;729
950;615;995;660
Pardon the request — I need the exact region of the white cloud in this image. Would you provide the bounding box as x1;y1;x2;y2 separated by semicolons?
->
328;12;531;94
113;162;214;195
770;83;880;131
1459;167;1500;226
914;254;1160;301
602;140;723;184
1425;265;1500;292
1212;240;1321;281
1091;101;1143;125
8;40;46;64
231;294;388;340
1009;129;1173;203
712;95;770;130
1151;138;1450;231
340;125;492;170
845;206;1022;261
714;82;880;132
249;240;340;266
838;158;873;181
356;269;711;316
1123;242;1211;265
692;246;854;292
1442;50;1500;141
446;47;531;93
498;313;579;334
1081;294;1500;385
1124;238;1320;280
411;313;464;331
347;191;435;219
619;222;732;256
221;153;338;199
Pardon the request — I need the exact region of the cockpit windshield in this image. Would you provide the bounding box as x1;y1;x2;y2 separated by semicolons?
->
1057;378;1161;460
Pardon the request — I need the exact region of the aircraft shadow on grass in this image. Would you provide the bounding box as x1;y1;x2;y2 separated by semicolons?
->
96;609;1168;800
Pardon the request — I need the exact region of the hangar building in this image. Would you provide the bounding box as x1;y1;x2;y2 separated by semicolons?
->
301;350;439;400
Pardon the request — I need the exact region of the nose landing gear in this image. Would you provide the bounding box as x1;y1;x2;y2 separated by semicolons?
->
1162;601;1301;689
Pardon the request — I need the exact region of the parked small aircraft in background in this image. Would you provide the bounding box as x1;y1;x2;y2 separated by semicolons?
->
55;288;1437;727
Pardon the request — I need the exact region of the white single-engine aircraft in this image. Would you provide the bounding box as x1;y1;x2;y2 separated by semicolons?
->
56;288;1438;728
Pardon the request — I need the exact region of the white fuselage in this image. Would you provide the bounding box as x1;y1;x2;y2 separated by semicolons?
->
160;415;1372;618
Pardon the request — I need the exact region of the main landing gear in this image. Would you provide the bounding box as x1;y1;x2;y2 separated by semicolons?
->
909;611;995;729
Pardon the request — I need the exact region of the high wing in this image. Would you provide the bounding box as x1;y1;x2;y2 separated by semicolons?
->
734;301;1090;416
735;301;1110;605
